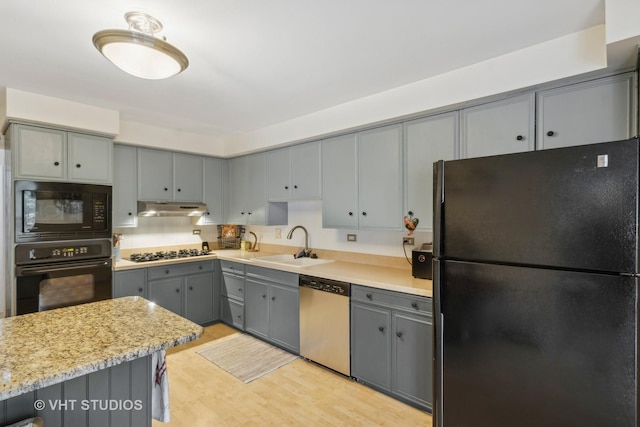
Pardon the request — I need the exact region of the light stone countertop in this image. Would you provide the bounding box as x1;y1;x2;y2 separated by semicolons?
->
0;297;203;401
115;250;432;298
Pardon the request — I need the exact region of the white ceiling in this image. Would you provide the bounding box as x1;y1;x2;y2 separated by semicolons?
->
0;0;606;143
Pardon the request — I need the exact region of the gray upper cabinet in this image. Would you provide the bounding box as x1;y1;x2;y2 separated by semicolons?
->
266;148;290;202
322;124;403;230
226;153;275;225
67;132;113;183
113;145;138;227
226;156;247;224
138;148;173;201
173;152;203;202
358;124;403;229
322;134;359;229
10;123;113;183
460;93;535;159
138;148;203;202
537;73;637;150
404;112;457;232
290;141;322;200
200;156;225;225
266;141;322;202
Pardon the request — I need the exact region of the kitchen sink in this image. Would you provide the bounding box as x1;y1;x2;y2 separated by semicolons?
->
250;254;334;268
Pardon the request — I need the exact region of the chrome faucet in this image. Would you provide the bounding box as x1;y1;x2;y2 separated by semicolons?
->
287;225;310;257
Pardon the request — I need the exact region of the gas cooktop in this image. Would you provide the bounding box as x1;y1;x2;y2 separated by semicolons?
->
128;249;212;263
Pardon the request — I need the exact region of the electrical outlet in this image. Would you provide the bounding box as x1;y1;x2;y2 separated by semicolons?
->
347;234;357;242
193;229;201;235
403;237;414;246
275;228;282;239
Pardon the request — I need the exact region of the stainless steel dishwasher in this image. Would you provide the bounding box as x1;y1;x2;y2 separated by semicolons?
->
299;274;351;376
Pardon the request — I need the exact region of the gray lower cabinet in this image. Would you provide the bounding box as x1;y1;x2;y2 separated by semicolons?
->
245;266;299;353
113;268;147;298
220;260;246;329
146;260;216;325
0;356;151;427
537;72;637;150
351;285;432;412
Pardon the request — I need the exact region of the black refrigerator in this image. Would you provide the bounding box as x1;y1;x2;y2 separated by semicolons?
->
433;138;639;427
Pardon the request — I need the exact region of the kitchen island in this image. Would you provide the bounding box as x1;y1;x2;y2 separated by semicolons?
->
0;297;203;426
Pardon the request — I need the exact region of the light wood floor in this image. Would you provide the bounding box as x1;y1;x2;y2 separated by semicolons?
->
153;323;432;427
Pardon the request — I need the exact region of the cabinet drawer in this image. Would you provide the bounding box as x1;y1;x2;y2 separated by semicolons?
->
222;296;244;330
246;265;298;287
220;260;246;275
147;260;214;280
221;272;245;301
351;285;431;315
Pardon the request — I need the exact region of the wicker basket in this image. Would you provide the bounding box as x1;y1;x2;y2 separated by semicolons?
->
217;225;244;249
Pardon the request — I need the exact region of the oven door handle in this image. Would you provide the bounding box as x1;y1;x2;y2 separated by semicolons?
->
16;259;112;276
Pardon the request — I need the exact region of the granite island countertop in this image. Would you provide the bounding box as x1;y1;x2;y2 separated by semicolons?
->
0;297;203;401
115;249;432;298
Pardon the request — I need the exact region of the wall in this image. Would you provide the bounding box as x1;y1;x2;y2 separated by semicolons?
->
114;200;430;260
246;201;431;259
114;217;219;251
223;25;608;156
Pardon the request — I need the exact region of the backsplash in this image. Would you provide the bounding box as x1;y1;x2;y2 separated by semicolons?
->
113;200;432;259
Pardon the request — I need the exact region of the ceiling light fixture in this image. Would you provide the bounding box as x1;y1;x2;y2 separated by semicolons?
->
92;12;189;80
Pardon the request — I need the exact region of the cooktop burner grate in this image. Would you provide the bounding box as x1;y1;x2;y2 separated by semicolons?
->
128;249;211;262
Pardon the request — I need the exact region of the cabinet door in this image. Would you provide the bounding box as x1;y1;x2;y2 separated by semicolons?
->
351;302;392;390
173;153;203;202
226;156;247;224
138;148;173;201
245;153;266;225
201;157;224;225
113;269;146;298
13;124;66;179
245;279;269;339
537;73;637;149
392;311;432;410
290;141;321;200
461;93;534;158
266;148;291;201
148;278;183;315
67;133;113;183
184;273;214;325
269;283;300;353
358;124;403;229
113;145;138;227
404;112;457;232
322;134;358;228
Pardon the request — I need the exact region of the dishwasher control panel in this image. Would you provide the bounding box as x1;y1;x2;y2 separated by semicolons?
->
299;275;350;296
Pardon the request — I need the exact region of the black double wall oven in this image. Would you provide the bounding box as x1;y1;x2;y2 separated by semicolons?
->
14;181;113;315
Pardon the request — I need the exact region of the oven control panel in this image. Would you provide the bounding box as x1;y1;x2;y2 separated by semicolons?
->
15;239;112;265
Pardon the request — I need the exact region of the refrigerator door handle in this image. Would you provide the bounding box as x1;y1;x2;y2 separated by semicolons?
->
433;160;444;257
433;258;444;427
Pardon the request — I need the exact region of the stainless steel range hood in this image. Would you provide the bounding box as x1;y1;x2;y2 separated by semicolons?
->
137;201;208;217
